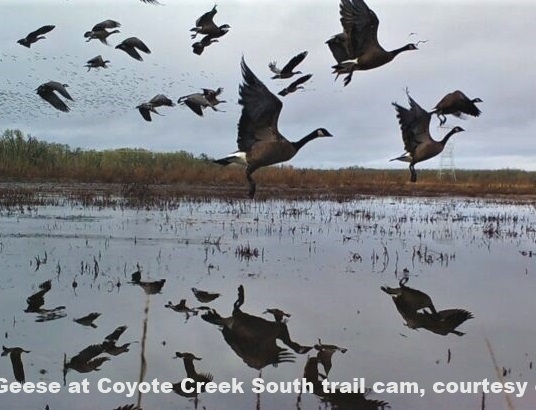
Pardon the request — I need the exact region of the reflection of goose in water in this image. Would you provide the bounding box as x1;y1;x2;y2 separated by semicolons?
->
382;280;473;336
102;325;132;356
303;356;388;410
172;352;214;398
1;346;30;383
63;344;109;385
130;270;166;295
24;280;66;322
165;299;198;322
263;308;291;323
399;306;474;336
381;277;437;314
201;285;311;370
191;287;220;303
74;312;101;328
314;339;347;377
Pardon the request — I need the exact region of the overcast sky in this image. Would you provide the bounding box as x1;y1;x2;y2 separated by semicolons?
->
1;0;535;171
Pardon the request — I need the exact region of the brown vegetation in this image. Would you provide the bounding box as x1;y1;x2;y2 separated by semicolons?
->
0;129;535;202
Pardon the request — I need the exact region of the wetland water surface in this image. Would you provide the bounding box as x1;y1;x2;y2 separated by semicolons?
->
1;197;535;410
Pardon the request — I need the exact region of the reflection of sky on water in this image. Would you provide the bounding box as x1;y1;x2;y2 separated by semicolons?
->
0;197;535;409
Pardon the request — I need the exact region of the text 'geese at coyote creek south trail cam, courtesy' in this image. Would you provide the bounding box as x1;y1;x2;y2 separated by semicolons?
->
213;58;332;199
390;91;465;183
327;0;420;86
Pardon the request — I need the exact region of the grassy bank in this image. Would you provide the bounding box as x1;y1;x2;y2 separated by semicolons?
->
1;129;535;200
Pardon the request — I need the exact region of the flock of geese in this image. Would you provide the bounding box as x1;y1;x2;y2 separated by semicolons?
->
11;0;484;198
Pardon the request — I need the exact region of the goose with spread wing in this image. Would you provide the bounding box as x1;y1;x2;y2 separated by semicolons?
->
327;0;418;86
115;37;151;61
391;91;464;182
269;51;308;79
36;81;73;112
214;58;332;198
433;90;483;125
18;25;55;48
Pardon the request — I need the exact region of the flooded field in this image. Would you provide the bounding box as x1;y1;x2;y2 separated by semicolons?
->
1;196;535;410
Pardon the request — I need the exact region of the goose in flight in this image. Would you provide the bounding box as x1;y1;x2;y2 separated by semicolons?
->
327;0;418;86
214;58;332;198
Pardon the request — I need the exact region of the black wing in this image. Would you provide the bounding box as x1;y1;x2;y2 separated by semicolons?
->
28;25;55;39
196;5;217;27
137;104;153;121
392;92;431;154
184;100;204;116
281;51;308;74
149;94;175;107
37;88;70;112
92;20;121;31
340;0;380;58
44;81;73;100
237;58;284;152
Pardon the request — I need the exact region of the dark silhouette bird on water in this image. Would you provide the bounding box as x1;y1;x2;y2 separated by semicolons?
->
18;25;55;48
269;51;308;79
263;308;291;323
278;74;313;97
314;339;347;377
201;285;312;370
130;270;166;294
115;37;151;61
85;55;110;71
2;346;30;383
327;0;418;86
432;90;483;125
390;90;464;182
172;352;214;397
74;312;101;328
381;277;437;315
213;58;332;198
192;287;220;303
36;81;73;112
63;344;109;385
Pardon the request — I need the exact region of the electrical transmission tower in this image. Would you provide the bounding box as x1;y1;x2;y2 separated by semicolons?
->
437;141;456;181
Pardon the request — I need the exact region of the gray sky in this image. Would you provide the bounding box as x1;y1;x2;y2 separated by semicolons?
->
1;0;535;170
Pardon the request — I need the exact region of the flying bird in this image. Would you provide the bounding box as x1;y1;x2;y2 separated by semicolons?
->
327;0;418;86
192;33;226;55
390;91;465;182
115;37;151;61
178;92;222;117
213;58;332;198
84;20;121;44
432;90;483;125
85;55;110;71
190;5;230;39
17;25;55;48
269;51;308;79
278;74;313;97
36;81;73;112
136;95;174;122
202;87;226;107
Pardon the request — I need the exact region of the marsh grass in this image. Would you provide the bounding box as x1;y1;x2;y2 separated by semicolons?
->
1;129;535;201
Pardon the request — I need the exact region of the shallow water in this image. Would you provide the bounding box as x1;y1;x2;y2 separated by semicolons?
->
0;197;535;410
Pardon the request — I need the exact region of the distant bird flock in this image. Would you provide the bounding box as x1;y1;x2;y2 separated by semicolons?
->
18;0;483;197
